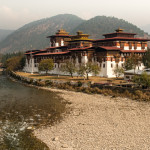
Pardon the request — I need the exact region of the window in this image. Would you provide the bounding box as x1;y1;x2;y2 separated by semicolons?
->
103;64;105;68
120;42;124;48
141;43;145;49
129;42;132;49
111;64;113;68
116;64;118;68
111;57;113;62
134;42;137;50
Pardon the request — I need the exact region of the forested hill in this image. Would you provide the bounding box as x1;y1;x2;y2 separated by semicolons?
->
0;29;14;42
0;14;148;54
141;24;150;35
0;14;84;53
71;16;148;39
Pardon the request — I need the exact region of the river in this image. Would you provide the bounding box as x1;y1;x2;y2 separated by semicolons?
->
0;74;67;149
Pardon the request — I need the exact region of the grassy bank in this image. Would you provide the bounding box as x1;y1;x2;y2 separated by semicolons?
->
16;71;124;85
10;71;150;101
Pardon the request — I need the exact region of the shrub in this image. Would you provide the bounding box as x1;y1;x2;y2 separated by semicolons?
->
134;90;150;101
90;87;101;94
45;80;52;86
123;90;132;98
36;81;46;86
84;88;92;94
77;81;82;87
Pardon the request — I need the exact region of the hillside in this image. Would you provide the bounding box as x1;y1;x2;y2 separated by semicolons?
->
0;14;84;53
0;29;14;42
0;14;149;54
141;24;150;35
71;16;148;39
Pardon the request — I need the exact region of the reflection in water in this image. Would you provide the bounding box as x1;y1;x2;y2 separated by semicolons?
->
0;75;67;149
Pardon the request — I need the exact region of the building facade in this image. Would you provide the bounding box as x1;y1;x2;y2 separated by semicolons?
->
24;28;149;77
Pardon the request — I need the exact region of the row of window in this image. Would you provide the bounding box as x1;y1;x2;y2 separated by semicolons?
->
102;63;124;68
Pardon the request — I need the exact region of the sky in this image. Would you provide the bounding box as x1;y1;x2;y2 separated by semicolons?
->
0;0;150;30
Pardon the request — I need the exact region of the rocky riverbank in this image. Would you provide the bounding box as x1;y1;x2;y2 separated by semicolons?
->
34;87;150;150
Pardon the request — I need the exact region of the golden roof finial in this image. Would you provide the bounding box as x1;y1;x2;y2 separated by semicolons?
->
77;31;83;35
56;28;69;35
116;27;124;33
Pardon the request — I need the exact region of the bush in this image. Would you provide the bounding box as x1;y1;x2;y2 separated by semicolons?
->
123;90;132;98
77;81;83;87
45;80;52;86
134;90;150;101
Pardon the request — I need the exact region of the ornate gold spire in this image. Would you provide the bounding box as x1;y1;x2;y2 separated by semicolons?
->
56;29;69;35
77;31;83;35
115;27;124;33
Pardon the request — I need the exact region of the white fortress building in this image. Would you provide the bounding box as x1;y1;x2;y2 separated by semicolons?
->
24;28;149;77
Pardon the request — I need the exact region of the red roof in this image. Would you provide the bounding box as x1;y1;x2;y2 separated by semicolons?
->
103;32;136;36
46;46;68;49
93;37;150;42
47;35;72;38
68;47;92;51
25;49;47;55
121;50;146;53
35;51;70;56
99;46;122;50
25;51;38;55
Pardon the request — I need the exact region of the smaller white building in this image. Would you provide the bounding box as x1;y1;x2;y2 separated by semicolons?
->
124;68;150;80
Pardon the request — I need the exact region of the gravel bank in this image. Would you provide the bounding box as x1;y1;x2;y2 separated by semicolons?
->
34;88;150;150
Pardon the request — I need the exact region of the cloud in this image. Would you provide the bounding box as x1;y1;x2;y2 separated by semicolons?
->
0;5;33;29
0;6;18;20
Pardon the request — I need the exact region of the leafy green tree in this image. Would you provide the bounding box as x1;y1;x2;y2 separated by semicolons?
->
1;52;24;65
133;72;150;88
61;61;76;78
5;55;25;71
124;53;142;73
78;62;100;80
113;66;124;78
143;49;150;68
38;59;54;75
124;58;133;70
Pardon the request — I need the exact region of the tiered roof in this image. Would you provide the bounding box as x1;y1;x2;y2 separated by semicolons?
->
69;31;93;42
47;29;72;38
25;28;150;57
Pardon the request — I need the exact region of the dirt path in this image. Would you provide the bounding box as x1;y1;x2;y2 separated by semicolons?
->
34;88;150;150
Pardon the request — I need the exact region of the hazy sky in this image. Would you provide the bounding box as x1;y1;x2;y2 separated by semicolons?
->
0;0;150;30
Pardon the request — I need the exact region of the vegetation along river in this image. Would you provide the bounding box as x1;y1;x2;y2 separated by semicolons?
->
0;73;67;149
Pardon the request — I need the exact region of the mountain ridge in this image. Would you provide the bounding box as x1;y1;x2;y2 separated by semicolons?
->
0;14;149;54
0;29;14;42
71;16;147;39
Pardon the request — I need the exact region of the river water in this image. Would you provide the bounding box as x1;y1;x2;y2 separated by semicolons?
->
0;74;67;149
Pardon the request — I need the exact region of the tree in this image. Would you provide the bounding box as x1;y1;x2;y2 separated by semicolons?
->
78;62;100;80
113;66;124;78
38;59;54;75
5;55;25;71
143;49;150;68
124;57;133;70
133;72;150;88
124;53;142;73
61;61;76;78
